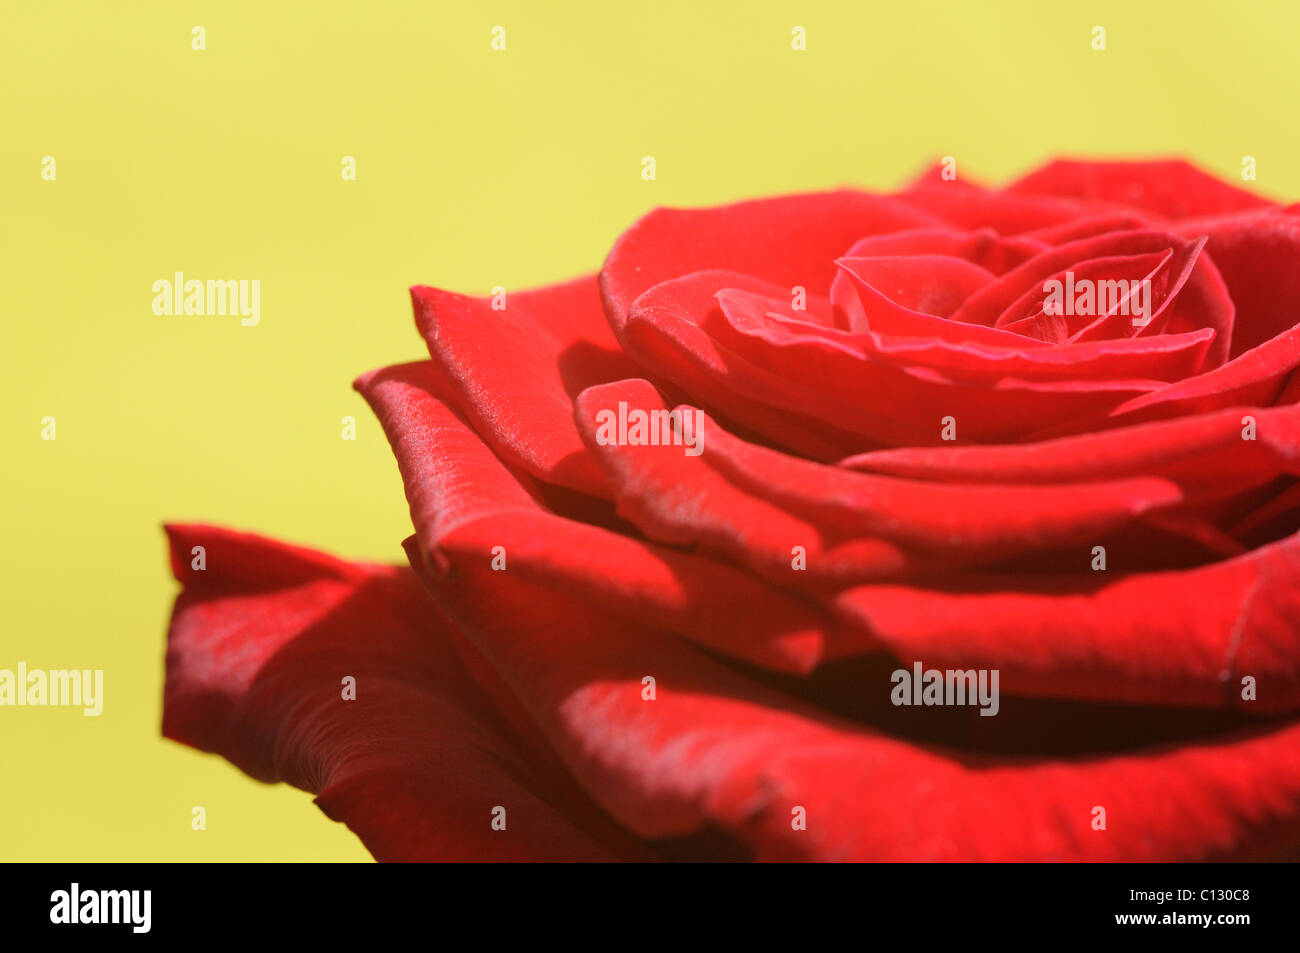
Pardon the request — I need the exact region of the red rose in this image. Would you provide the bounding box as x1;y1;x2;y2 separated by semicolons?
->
163;159;1300;861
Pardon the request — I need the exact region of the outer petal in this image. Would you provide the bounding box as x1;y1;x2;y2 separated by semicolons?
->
161;524;636;861
598;190;938;334
830;532;1300;713
1175;210;1300;357
411;276;642;498
1098;323;1300;429
895;177;1099;234
354;361;835;673
842;402;1300;492
1008;159;1276;221
1024;212;1155;244
405;534;1300;861
570;380;1248;589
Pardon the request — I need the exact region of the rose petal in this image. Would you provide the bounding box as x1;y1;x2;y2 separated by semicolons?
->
571;380;1227;588
896;178;1097;234
617;275;877;458
840;226;1048;274
1024;212;1156;244
993;249;1174;343
830;531;1300;713
950;230;1235;368
354;361;835;673
629;270;1163;447
1175;211;1300;357
831;253;996;329
411;276;642;498
162;523;637;861
732;282;1216;385
828;228;1045;329
842;402;1300;496
405;535;1300;860
1009;159;1276;220
1099;322;1300;429
599;190;938;335
834;257;1044;347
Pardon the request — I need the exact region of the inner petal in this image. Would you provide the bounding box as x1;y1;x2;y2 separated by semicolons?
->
831;254;996;330
995;250;1173;343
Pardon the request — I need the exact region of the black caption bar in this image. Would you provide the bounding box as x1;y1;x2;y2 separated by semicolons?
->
1;862;1289;940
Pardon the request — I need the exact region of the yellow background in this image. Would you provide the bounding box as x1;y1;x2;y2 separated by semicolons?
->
2;1;1297;861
